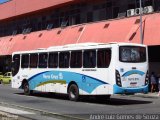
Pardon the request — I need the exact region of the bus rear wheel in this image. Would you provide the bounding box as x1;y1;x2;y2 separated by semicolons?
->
23;82;32;95
68;84;79;101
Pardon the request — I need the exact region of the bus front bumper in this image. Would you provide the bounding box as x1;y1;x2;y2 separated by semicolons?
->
113;84;148;94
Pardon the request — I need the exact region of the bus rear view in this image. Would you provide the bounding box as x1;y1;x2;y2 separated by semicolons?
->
114;44;149;94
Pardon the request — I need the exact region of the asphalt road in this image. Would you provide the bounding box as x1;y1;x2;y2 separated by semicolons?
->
0;84;160;120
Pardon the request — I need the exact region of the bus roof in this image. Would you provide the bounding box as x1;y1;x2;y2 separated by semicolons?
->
48;42;145;49
12;42;146;55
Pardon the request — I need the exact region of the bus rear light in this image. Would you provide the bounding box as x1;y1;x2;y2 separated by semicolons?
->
117;78;121;81
116;70;122;87
116;74;120;77
145;71;149;85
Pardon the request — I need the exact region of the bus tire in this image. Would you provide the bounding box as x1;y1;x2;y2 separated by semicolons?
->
68;84;79;101
23;82;33;95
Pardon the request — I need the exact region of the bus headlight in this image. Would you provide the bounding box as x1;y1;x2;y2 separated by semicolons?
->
116;70;122;87
145;71;149;85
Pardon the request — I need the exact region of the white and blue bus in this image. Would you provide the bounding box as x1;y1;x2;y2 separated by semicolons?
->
11;42;149;101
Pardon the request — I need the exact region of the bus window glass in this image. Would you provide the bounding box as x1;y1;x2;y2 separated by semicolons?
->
12;54;20;76
59;52;70;68
119;46;146;62
70;51;82;68
39;53;48;68
30;54;38;68
21;54;29;68
97;49;111;68
83;50;96;68
48;53;58;68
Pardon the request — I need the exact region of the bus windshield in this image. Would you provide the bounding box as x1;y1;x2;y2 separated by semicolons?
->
119;46;146;63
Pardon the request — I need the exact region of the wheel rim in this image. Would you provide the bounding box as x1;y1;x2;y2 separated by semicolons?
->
70;88;76;99
69;85;79;101
24;83;29;93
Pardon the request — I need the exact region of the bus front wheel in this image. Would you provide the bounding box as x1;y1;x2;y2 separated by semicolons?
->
23;82;32;95
68;84;79;101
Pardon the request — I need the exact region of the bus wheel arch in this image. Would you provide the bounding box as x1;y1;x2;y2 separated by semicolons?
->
22;79;33;95
67;81;79;101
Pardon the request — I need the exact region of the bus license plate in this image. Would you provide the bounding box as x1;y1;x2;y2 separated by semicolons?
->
130;82;137;87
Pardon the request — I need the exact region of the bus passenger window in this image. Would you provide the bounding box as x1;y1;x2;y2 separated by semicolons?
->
48;53;58;68
39;53;48;68
21;54;29;68
70;51;82;68
59;52;70;68
83;50;96;68
12;54;20;76
97;49;111;68
30;54;38;68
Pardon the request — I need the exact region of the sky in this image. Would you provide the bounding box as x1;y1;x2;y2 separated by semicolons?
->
0;0;10;4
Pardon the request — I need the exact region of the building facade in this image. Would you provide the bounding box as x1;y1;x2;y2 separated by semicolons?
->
0;0;160;74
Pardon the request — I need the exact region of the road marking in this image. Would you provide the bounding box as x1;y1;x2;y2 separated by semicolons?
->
0;106;35;115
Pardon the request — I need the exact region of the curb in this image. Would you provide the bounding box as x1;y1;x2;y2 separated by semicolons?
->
0;102;86;120
134;93;160;98
0;111;18;120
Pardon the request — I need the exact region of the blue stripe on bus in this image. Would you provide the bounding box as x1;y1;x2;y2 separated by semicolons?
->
122;70;145;77
113;84;148;94
23;71;109;93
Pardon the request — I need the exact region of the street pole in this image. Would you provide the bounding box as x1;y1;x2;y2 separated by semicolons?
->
140;0;143;44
